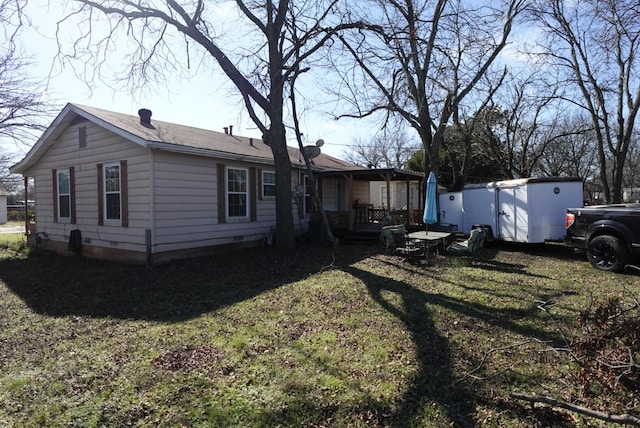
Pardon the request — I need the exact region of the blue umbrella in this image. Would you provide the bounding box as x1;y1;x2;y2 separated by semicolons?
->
423;171;438;231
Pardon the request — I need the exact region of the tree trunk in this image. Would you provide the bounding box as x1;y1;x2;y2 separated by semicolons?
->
612;151;626;204
263;125;296;250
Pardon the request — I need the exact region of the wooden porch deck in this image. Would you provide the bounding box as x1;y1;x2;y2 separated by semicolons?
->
325;208;425;244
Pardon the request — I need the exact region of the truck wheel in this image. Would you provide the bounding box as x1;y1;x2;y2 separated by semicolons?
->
587;235;629;272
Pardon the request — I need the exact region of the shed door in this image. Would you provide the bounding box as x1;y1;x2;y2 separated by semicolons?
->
497;188;517;241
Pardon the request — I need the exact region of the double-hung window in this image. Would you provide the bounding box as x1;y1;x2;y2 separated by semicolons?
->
104;163;122;223
97;161;128;227
227;167;248;218
57;169;71;221
262;170;276;198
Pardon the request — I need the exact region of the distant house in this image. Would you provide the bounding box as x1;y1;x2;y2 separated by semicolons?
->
11;104;424;263
369;181;421;211
0;189;9;224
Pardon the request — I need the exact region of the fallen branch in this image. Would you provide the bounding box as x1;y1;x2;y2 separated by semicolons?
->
511;392;640;426
319;254;336;273
454;339;537;386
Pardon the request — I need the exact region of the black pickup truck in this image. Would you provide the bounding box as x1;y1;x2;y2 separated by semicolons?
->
565;204;640;272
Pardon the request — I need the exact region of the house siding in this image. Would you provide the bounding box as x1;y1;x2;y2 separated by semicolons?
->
352;181;371;206
13;104;368;264
370;182;421;209
150;150;286;254
25;122;151;257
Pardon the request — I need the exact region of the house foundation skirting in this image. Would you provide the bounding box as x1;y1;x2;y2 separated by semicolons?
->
36;238;264;265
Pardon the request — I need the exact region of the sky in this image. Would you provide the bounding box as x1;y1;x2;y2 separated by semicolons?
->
5;0;378;162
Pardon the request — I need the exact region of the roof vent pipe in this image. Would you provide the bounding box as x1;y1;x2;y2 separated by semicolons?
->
249;138;253;146
229;125;233;136
138;108;152;125
223;127;228;135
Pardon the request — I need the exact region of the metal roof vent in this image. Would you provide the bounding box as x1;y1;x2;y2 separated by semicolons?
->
138;108;152;125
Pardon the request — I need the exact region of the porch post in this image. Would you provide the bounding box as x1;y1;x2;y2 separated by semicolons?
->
406;178;411;226
24;176;28;236
346;174;354;231
385;172;391;214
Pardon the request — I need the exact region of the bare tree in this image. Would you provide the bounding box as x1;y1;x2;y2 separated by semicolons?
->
484;72;583;179
343;124;420;169
0;154;22;193
531;0;640;203
535;114;599;181
332;0;526;180
0;0;50;147
0;0;52;191
59;0;358;249
620;133;640;202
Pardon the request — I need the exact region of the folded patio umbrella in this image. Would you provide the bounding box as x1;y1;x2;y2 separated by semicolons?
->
423;171;438;232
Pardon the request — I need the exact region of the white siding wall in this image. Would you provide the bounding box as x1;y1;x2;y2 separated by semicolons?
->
352;181;370;205
151;151;291;253
0;195;6;224
25;121;151;253
370;182;421;209
320;178;339;210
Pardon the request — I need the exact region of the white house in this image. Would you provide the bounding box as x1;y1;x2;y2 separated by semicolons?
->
369;181;421;211
10;104;368;263
10;104;425;263
0;189;8;224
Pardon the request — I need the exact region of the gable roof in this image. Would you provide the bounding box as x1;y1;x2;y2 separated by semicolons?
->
11;103;362;174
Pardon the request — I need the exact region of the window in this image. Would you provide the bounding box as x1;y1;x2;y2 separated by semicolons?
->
57;169;71;221
53;167;75;223
97;161;128;227
262;171;276;198
227;167;248;218
104;163;121;223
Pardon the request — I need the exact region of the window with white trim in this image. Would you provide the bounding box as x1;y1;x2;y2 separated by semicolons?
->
104;163;122;223
262;170;276;198
57;169;71;221
227;167;248;218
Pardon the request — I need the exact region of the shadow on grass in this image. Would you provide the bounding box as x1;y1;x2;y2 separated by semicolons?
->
342;256;577;426
0;244;375;322
343;265;476;427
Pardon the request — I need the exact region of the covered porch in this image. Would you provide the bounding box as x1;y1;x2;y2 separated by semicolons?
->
315;168;426;237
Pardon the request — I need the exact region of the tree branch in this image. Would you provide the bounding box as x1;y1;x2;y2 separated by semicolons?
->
511;392;640;426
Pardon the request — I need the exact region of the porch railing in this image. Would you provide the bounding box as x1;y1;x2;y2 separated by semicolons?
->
325;211;351;229
324;208;424;231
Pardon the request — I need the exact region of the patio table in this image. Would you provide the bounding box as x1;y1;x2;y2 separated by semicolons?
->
407;231;452;262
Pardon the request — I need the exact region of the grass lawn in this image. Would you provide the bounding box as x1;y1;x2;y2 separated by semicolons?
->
0;234;638;427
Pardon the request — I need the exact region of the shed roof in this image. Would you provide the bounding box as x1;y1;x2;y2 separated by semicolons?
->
11;103;364;174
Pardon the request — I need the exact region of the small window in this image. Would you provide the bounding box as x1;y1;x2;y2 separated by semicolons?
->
227;167;248;218
262;171;276;198
104;163;121;223
58;169;71;221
